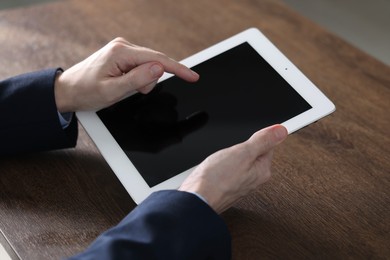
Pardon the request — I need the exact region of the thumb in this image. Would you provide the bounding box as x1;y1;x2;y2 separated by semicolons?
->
117;62;164;94
247;124;288;156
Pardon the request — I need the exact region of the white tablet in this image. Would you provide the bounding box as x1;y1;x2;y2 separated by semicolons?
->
77;28;335;204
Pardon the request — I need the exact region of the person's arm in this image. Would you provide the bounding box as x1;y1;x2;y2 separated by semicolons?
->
0;69;78;155
0;38;198;156
69;190;231;260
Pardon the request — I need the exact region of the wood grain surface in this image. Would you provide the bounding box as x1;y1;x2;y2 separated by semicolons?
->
0;0;389;259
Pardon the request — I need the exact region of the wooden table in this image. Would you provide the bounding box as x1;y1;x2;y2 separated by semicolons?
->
0;0;389;259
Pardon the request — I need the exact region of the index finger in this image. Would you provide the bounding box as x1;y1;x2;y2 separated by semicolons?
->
130;46;200;82
105;37;199;83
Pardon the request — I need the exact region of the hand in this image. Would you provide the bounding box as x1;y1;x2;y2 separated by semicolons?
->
54;37;199;113
179;124;288;214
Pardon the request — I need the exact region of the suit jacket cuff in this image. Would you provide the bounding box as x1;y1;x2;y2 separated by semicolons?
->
71;190;231;260
0;68;78;155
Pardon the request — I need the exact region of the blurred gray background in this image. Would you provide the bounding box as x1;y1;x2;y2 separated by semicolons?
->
281;0;390;65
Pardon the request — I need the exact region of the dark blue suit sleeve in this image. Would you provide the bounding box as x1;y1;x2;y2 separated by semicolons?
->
0;69;78;155
69;190;231;260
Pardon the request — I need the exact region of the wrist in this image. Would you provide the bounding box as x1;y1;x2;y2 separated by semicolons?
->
54;69;72;113
179;181;224;214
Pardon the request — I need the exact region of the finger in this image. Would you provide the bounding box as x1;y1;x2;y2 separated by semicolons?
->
108;37;137;48
116;62;164;94
126;46;200;82
104;38;199;82
247;124;288;157
137;80;158;94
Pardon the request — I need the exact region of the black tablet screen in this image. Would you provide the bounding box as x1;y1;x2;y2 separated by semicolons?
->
97;42;311;187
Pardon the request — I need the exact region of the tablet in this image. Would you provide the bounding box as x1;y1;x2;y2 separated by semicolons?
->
77;28;335;204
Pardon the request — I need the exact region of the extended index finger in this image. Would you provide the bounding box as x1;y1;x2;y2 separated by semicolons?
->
131;46;199;82
107;38;199;83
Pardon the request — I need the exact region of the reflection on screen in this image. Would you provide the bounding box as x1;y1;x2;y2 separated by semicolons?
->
97;42;312;187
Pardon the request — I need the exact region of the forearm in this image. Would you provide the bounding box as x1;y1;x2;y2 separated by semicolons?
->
0;68;78;155
69;190;231;260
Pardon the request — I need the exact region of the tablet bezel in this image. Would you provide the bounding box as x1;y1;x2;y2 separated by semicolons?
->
76;28;335;204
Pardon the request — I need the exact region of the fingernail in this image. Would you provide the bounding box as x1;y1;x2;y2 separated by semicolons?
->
274;125;288;140
191;69;199;77
190;69;199;79
150;64;163;77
